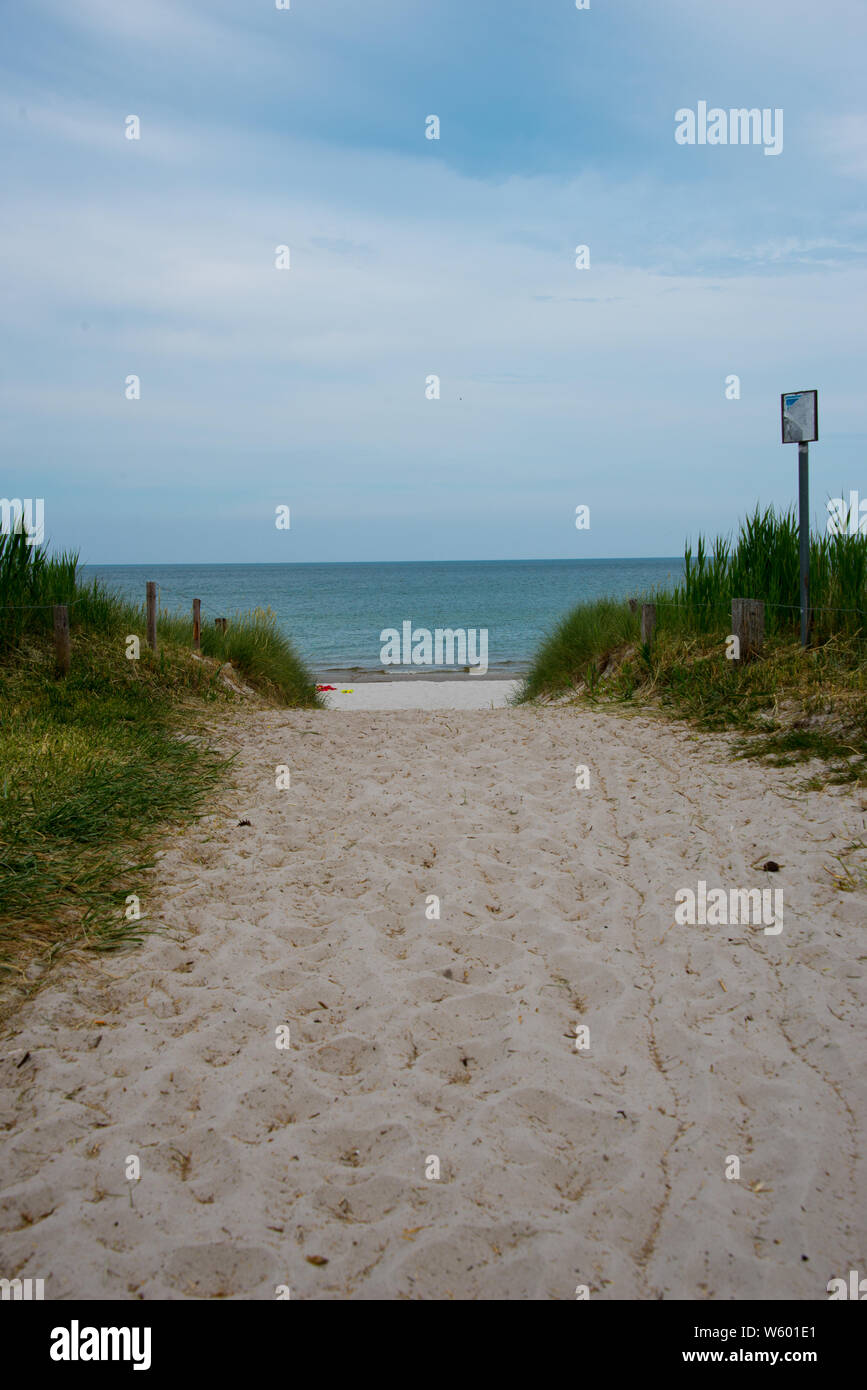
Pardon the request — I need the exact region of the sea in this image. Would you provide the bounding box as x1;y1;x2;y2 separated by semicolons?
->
81;558;684;677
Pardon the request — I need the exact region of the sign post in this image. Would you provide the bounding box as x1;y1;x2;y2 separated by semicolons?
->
781;390;818;647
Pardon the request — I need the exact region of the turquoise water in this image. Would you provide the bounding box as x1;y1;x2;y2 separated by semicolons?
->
82;559;683;674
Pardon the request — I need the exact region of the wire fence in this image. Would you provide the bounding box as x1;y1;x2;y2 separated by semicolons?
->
1;590;866;616
650;597;867;616
0;596;86;611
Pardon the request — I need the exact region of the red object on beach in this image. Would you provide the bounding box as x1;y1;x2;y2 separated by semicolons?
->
316;684;337;691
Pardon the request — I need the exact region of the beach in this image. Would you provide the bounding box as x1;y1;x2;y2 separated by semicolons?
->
318;679;520;710
1;691;865;1300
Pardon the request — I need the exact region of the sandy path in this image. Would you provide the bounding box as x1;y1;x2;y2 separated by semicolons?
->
1;703;865;1300
320;679;519;710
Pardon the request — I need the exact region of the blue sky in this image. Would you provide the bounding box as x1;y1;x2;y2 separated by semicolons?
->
2;0;866;562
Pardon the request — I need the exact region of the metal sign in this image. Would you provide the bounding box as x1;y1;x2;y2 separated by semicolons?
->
781;389;818;444
781;389;819;647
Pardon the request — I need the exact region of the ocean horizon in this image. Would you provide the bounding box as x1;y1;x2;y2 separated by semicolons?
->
83;557;684;675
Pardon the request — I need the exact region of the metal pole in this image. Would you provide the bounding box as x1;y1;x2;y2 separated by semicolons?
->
798;441;809;647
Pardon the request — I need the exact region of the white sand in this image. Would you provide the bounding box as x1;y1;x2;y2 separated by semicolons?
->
1;701;865;1300
321;680;519;710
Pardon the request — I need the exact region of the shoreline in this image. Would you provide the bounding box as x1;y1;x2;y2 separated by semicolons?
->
315;667;528;684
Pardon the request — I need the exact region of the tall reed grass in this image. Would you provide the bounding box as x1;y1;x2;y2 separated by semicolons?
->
672;506;867;640
519;507;867;782
0;524;77;651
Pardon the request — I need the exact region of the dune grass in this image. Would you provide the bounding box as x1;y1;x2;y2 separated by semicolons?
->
672;505;867;641
519;597;640;702
0;527;320;1001
518;507;867;784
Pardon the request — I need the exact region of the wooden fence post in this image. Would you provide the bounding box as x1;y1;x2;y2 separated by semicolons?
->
146;581;158;655
53;604;71;675
628;598;638;614
731;598;765;663
215;617;227;634
640;603;656;646
192;598;201;651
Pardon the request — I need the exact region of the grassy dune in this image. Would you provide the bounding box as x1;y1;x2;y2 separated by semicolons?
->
0;528;320;996
519;507;867;785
